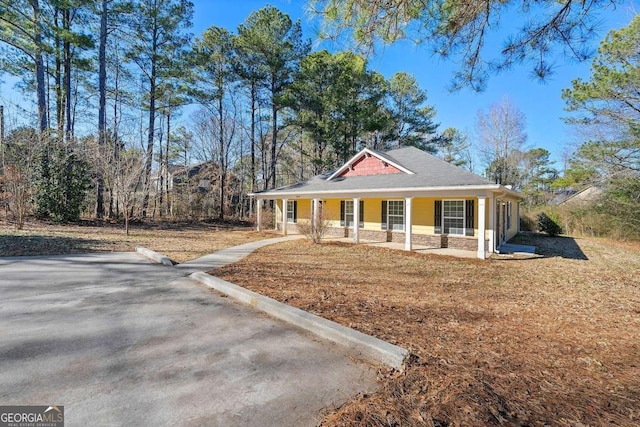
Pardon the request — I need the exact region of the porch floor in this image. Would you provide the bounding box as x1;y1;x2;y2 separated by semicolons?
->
324;237;479;259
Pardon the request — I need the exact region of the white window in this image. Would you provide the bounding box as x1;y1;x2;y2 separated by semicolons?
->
286;200;297;223
387;200;404;231
443;200;464;235
344;200;354;227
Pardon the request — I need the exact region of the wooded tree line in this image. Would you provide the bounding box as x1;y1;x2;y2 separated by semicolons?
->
554;13;640;238
1;1;634;238
0;2;468;227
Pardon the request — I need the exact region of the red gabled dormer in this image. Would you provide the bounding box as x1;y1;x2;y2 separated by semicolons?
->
327;148;414;180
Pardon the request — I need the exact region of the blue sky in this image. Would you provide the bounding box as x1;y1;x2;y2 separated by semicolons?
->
192;0;637;169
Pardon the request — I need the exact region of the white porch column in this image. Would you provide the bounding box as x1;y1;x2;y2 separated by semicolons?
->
312;198;320;236
282;199;288;236
488;194;495;254
353;197;360;244
477;196;487;259
405;197;412;251
256;199;262;232
273;201;278;231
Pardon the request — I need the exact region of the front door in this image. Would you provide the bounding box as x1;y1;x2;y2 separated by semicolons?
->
501;203;507;245
496;200;506;247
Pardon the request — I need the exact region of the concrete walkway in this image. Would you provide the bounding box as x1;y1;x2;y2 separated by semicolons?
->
175;235;304;274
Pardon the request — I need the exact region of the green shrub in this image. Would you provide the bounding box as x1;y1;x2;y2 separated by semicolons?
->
537;212;562;236
33;140;90;222
519;213;536;232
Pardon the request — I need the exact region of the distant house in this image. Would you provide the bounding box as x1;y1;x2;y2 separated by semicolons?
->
548;189;578;206
150;161;241;218
165;162;218;194
251;146;522;259
150;161;240;193
557;185;604;207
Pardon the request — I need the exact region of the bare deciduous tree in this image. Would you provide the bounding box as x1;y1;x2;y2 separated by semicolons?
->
296;202;333;244
94;140;145;235
475;97;527;188
0;127;38;229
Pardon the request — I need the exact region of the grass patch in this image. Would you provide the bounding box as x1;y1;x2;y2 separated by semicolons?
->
214;234;640;426
0;220;273;262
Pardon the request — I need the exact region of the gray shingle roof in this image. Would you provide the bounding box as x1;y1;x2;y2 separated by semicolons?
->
255;146;502;197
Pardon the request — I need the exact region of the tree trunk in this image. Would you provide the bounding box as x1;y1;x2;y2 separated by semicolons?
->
259;105;268;191
109;39;122;219
165;109;171;218
31;0;48;133
63;8;72;143
96;0;108;219
141;49;157;218
54;8;63;138
218;94;225;220
270;100;277;189
125;203;130;235
157;113;164;218
108;187;114;218
250;81;256;192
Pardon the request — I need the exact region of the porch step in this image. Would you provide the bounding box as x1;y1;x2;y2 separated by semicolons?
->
496;243;536;255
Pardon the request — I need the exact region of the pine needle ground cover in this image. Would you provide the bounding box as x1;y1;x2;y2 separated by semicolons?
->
214;235;640;426
0;221;271;263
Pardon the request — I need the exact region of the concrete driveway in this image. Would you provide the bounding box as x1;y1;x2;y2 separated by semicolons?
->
0;252;376;426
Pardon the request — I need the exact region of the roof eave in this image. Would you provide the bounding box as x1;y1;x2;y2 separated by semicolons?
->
252;184;522;199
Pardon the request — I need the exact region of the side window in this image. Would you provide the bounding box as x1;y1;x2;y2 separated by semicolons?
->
286;200;297;223
443;200;464;235
437;200;474;236
387;200;405;231
341;200;365;228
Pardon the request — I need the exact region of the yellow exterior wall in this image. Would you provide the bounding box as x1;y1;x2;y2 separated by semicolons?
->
311;197;488;235
412;197;434;234
493;196;520;243
321;199;341;228
297;199;311;223
309;198;382;229
271;196;516;243
505;196;519;241
275;199;311;224
484;198;491;241
362;198;381;230
414;197;482;236
275;200;282;223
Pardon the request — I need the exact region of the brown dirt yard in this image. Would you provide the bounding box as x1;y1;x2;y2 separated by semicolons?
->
214;234;640;426
0;220;271;262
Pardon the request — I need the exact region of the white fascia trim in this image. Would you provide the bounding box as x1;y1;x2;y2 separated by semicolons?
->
253;185;522;200
254;184;505;199
326;148;414;180
495;186;523;200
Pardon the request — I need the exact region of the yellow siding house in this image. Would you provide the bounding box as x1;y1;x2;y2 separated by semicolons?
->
252;147;521;259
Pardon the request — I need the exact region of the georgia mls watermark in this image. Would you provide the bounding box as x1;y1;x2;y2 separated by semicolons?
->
0;406;64;427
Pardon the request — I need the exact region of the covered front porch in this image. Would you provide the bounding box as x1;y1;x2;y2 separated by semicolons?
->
254;193;520;260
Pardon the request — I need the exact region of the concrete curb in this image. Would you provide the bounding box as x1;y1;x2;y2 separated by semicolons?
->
191;271;408;370
136;247;173;266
